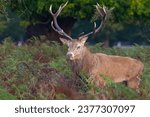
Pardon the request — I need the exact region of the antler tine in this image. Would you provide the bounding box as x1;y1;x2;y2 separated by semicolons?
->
51;21;58;32
51;21;73;39
49;5;53;15
79;3;109;39
49;1;73;40
93;22;97;37
94;4;107;33
56;1;68;16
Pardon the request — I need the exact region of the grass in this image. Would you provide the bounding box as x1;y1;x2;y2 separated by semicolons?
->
0;86;16;99
0;38;150;100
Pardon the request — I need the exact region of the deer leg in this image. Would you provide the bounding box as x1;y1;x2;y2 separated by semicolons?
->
88;74;106;98
92;75;106;88
127;76;141;90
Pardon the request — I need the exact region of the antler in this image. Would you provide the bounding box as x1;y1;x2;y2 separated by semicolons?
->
49;1;73;40
79;3;110;39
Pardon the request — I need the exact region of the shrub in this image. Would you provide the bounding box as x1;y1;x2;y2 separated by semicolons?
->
0;40;150;99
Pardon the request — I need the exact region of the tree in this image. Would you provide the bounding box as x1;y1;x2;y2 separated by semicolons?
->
0;0;150;45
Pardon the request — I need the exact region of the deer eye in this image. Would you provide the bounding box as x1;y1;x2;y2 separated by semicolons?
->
77;46;81;49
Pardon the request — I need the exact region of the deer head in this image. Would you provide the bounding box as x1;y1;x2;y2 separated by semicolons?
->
49;2;109;60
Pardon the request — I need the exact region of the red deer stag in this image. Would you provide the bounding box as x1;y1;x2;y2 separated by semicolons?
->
49;2;144;90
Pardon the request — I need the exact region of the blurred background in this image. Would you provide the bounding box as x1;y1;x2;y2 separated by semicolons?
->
0;0;150;47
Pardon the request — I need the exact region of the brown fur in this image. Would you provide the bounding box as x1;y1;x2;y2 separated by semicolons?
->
68;46;144;89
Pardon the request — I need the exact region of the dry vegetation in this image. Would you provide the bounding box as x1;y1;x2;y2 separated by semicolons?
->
0;38;150;100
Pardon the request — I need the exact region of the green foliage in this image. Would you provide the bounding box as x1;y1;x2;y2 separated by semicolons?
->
0;0;150;45
0;13;26;41
55;93;67;100
98;74;138;99
0;40;150;100
49;57;72;77
0;86;16;100
5;0;150;23
40;42;66;59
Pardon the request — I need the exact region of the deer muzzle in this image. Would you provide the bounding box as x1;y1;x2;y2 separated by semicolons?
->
67;52;75;60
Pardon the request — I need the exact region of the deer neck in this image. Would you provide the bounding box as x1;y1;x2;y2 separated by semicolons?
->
82;46;93;61
73;46;92;63
68;46;93;75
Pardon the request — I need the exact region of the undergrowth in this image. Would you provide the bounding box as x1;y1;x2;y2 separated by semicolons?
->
0;38;150;99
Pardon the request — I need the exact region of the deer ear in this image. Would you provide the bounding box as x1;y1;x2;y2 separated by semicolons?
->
79;36;88;45
59;38;71;46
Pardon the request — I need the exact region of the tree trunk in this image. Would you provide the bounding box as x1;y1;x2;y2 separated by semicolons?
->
103;36;110;47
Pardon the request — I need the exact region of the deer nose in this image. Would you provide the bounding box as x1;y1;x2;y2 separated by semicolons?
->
67;52;74;59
